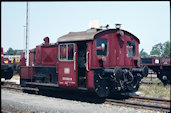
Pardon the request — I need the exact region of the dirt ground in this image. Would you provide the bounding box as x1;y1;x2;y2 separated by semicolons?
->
1;74;20;84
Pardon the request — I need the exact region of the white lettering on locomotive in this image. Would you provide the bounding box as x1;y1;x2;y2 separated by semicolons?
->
62;77;72;81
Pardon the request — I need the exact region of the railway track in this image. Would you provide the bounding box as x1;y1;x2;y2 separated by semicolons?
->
140;80;161;85
1;81;170;112
1;81;39;93
106;95;170;112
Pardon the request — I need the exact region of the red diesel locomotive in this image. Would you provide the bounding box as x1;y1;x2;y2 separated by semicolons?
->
20;26;148;97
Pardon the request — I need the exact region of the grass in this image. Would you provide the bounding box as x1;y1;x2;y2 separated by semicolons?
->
138;83;170;99
141;77;161;82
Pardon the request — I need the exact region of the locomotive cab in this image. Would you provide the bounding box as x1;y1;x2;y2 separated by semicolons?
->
57;26;148;97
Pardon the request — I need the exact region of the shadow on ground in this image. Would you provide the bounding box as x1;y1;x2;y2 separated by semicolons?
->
23;88;106;104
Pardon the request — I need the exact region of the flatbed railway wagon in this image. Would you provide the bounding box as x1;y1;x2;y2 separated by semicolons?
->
20;26;148;97
141;57;170;85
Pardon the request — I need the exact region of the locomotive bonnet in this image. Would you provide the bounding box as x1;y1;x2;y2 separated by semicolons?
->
20;25;148;97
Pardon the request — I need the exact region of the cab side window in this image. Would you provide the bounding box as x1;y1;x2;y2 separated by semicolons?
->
60;45;67;60
68;44;74;60
59;44;74;61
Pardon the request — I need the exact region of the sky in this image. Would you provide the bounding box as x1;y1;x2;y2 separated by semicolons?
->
1;1;170;54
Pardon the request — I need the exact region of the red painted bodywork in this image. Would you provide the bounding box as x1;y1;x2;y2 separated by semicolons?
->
41;45;57;66
20;52;34;80
20;52;26;66
91;31;139;68
58;61;78;87
29;51;35;66
58;44;78;87
35;45;57;66
1;47;4;64
20;66;35;79
20;37;58;80
20;51;34;66
87;70;94;89
86;42;94;89
35;45;41;66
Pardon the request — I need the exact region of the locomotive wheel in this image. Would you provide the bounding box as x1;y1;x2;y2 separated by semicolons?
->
96;84;109;97
95;78;109;97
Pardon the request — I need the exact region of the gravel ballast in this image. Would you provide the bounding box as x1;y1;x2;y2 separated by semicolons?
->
1;89;162;113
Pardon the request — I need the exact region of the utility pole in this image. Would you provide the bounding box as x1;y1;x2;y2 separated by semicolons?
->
25;2;29;66
23;26;26;55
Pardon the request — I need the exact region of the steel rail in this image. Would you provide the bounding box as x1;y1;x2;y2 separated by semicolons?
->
1;82;39;92
105;98;170;112
128;95;170;103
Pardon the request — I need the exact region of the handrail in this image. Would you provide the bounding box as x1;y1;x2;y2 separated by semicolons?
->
74;52;76;71
86;51;90;71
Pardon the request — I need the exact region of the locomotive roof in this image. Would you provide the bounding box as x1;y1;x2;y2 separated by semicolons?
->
57;28;140;43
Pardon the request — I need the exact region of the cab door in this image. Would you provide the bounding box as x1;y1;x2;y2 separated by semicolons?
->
58;43;78;87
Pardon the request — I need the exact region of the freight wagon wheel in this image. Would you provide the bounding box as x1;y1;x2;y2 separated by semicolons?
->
4;67;13;80
157;72;170;86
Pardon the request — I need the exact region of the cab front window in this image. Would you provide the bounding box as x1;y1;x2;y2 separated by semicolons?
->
96;38;108;56
127;41;136;57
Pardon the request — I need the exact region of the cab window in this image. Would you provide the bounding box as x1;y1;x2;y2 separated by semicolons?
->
59;44;74;61
96;38;108;56
68;44;74;60
60;45;67;60
127;41;136;57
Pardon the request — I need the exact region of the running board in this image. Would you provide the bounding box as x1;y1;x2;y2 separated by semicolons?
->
26;82;59;88
25;82;88;91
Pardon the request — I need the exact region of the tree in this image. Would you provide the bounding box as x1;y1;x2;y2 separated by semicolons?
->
150;41;170;57
150;43;163;57
162;41;171;57
139;49;149;57
5;48;23;55
6;48;16;55
16;51;22;55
